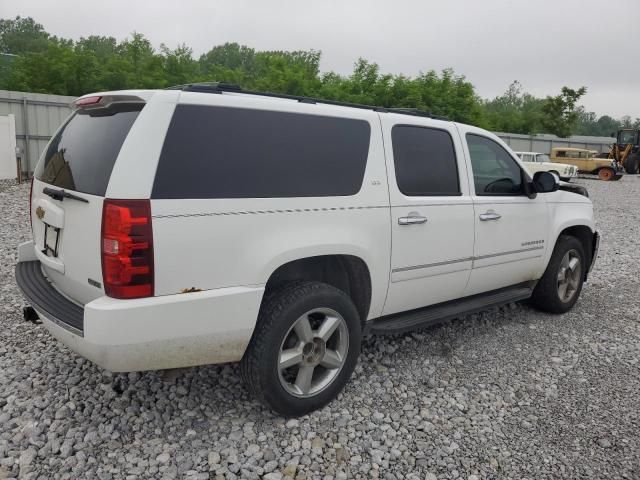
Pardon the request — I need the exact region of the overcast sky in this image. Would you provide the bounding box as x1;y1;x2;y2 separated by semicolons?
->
2;0;639;118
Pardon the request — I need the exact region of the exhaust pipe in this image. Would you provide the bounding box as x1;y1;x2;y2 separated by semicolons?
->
23;306;41;324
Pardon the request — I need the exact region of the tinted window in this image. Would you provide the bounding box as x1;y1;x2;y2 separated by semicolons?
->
466;134;524;195
392;125;460;196
35;104;142;196
152;105;371;199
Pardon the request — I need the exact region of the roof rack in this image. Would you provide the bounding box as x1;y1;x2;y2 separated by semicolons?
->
166;82;449;121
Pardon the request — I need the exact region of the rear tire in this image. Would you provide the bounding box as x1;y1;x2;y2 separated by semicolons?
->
240;281;361;416
597;168;615;181
625;154;639;174
531;235;586;314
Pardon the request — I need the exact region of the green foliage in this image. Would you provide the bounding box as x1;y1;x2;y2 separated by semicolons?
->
539;86;587;138
0;16;50;54
0;15;633;137
483;81;545;134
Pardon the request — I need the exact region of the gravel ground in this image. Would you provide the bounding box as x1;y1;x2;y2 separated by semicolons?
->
1;178;639;480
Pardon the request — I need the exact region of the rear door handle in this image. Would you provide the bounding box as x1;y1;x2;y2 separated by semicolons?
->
398;212;427;225
479;210;502;221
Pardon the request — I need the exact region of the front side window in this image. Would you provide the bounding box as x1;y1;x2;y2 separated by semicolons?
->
537;154;550;163
466;134;524;196
392;125;460;196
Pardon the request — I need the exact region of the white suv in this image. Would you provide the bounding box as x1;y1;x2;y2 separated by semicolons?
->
16;84;599;415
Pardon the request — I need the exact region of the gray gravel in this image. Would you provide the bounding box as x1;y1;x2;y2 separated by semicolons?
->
1;177;639;480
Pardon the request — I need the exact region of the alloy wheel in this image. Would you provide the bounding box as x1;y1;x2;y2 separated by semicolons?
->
278;308;349;398
557;249;582;303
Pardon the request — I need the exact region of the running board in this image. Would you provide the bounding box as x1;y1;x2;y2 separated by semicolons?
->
368;283;534;335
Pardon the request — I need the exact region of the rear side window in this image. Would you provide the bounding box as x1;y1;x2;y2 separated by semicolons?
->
35;104;142;196
391;125;460;196
152;105;371;199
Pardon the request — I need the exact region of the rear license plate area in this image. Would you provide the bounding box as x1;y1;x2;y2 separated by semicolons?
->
43;223;61;257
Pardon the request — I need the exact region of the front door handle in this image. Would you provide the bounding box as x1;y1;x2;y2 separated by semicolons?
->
398;212;427;225
479;210;502;221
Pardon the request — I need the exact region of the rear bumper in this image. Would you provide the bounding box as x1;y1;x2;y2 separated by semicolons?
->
16;261;84;335
15;254;264;372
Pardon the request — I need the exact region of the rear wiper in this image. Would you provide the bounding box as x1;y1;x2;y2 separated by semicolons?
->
42;187;89;203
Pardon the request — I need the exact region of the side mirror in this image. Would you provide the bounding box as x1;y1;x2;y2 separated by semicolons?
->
532;171;560;193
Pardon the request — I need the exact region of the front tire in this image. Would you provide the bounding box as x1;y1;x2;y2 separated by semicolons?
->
531;235;586;314
241;281;361;416
597;168;615;181
625;154;639;174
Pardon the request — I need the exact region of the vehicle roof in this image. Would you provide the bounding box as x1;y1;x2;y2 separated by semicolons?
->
78;84;462;128
513;151;546;155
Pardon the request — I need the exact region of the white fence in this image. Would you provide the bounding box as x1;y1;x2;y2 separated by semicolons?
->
495;131;614;154
0;114;17;179
0;90;75;176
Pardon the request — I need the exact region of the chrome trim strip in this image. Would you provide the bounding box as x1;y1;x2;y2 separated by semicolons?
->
393;202;473;208
471;254;544;269
153;205;390;219
474;245;544;260
392;246;545;273
391;266;470;283
393;257;473;273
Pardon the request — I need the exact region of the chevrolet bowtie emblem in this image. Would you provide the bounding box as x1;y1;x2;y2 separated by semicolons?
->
36;206;45;220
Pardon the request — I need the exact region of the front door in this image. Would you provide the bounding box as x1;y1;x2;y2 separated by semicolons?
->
460;130;549;295
381;117;475;316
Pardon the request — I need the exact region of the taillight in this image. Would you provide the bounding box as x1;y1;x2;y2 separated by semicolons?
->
101;199;154;299
29;176;34;227
75;96;102;107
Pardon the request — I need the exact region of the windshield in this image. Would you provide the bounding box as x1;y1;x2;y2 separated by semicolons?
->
35;104;142;196
619;130;637;145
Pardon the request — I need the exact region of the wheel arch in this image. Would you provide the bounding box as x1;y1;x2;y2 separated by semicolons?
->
552;224;595;279
263;254;373;326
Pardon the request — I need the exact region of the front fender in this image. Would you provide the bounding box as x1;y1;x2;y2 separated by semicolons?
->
541;195;595;274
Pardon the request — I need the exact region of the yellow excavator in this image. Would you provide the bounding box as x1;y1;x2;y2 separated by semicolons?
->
608;128;640;174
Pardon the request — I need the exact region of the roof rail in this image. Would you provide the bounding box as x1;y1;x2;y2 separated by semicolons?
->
167;82;449;121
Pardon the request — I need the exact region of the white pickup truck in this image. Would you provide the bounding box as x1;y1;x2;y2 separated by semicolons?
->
16;84;599;415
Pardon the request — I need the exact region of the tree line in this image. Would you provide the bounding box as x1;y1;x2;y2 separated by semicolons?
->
1;16;637;137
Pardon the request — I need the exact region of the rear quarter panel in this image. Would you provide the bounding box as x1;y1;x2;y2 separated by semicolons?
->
151;94;392;320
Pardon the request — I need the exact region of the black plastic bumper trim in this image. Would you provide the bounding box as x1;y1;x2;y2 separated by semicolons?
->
15;261;84;336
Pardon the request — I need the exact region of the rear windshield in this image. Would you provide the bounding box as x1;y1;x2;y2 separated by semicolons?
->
35;104;142;196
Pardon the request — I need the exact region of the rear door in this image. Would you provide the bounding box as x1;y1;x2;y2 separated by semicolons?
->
31;99;145;304
381;115;475;316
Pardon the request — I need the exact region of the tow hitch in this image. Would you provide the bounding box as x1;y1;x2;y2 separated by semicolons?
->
23;306;41;324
